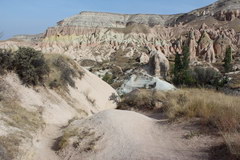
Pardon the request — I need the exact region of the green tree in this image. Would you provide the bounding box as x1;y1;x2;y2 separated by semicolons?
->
14;47;49;86
173;52;182;75
223;46;232;72
173;52;183;85
173;46;195;86
182;46;190;70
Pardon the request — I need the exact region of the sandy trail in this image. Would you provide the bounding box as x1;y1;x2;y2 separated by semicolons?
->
58;109;219;160
31;124;62;160
26;109;219;160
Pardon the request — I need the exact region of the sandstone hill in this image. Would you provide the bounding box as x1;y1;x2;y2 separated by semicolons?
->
1;0;240;93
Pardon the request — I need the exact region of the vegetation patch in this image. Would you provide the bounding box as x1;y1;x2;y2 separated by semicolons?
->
54;127;100;153
53;128;78;151
45;54;85;90
172;46;226;88
0;134;21;160
102;73;116;85
119;88;240;157
0;101;44;132
0;47;49;86
118;89;166;110
0;49;14;75
14;47;50;86
0;48;85;89
0;100;44;160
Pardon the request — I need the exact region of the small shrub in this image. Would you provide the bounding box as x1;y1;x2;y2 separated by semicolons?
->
53;129;78;151
53;56;76;87
45;54;85;90
49;79;61;89
102;73;115;84
118;89;166;110
109;93;119;104
193;67;223;87
0;49;14;74
14;47;49;86
84;92;96;106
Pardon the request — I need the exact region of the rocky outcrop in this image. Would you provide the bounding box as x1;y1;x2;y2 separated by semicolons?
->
188;30;197;61
214;33;232;59
198;31;216;63
215;9;240;21
174;0;240;25
139;52;150;64
117;72;175;95
149;51;170;78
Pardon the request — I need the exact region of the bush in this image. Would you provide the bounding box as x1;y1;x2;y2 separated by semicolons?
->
14;47;49;86
118;89;166;110
45;54;85;90
102;73;116;84
193;67;223;87
0;49;14;74
52;56;76;87
49;79;61;89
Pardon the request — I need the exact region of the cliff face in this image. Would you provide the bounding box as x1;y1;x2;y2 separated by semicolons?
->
56;11;178;28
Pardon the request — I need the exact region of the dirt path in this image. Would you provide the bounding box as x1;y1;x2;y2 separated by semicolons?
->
57;109;220;160
25;109;221;160
31;124;62;160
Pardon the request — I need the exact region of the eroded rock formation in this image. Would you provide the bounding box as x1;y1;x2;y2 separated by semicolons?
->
0;0;240;67
149;51;170;78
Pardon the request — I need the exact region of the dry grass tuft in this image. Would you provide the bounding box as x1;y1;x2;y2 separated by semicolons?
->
53;129;78;151
0;101;44;132
0;134;21;160
164;89;240;132
118;89;166;110
166;89;240;157
54;127;99;153
0;101;43;159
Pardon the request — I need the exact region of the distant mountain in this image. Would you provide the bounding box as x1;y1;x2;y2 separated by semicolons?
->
54;0;240;28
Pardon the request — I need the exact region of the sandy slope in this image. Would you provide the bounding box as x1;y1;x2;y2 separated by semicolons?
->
59;109;218;160
0;70;118;160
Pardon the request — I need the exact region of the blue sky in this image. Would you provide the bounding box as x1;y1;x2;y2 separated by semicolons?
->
0;0;216;40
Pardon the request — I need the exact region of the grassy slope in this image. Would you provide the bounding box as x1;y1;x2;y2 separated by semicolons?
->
119;88;240;158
